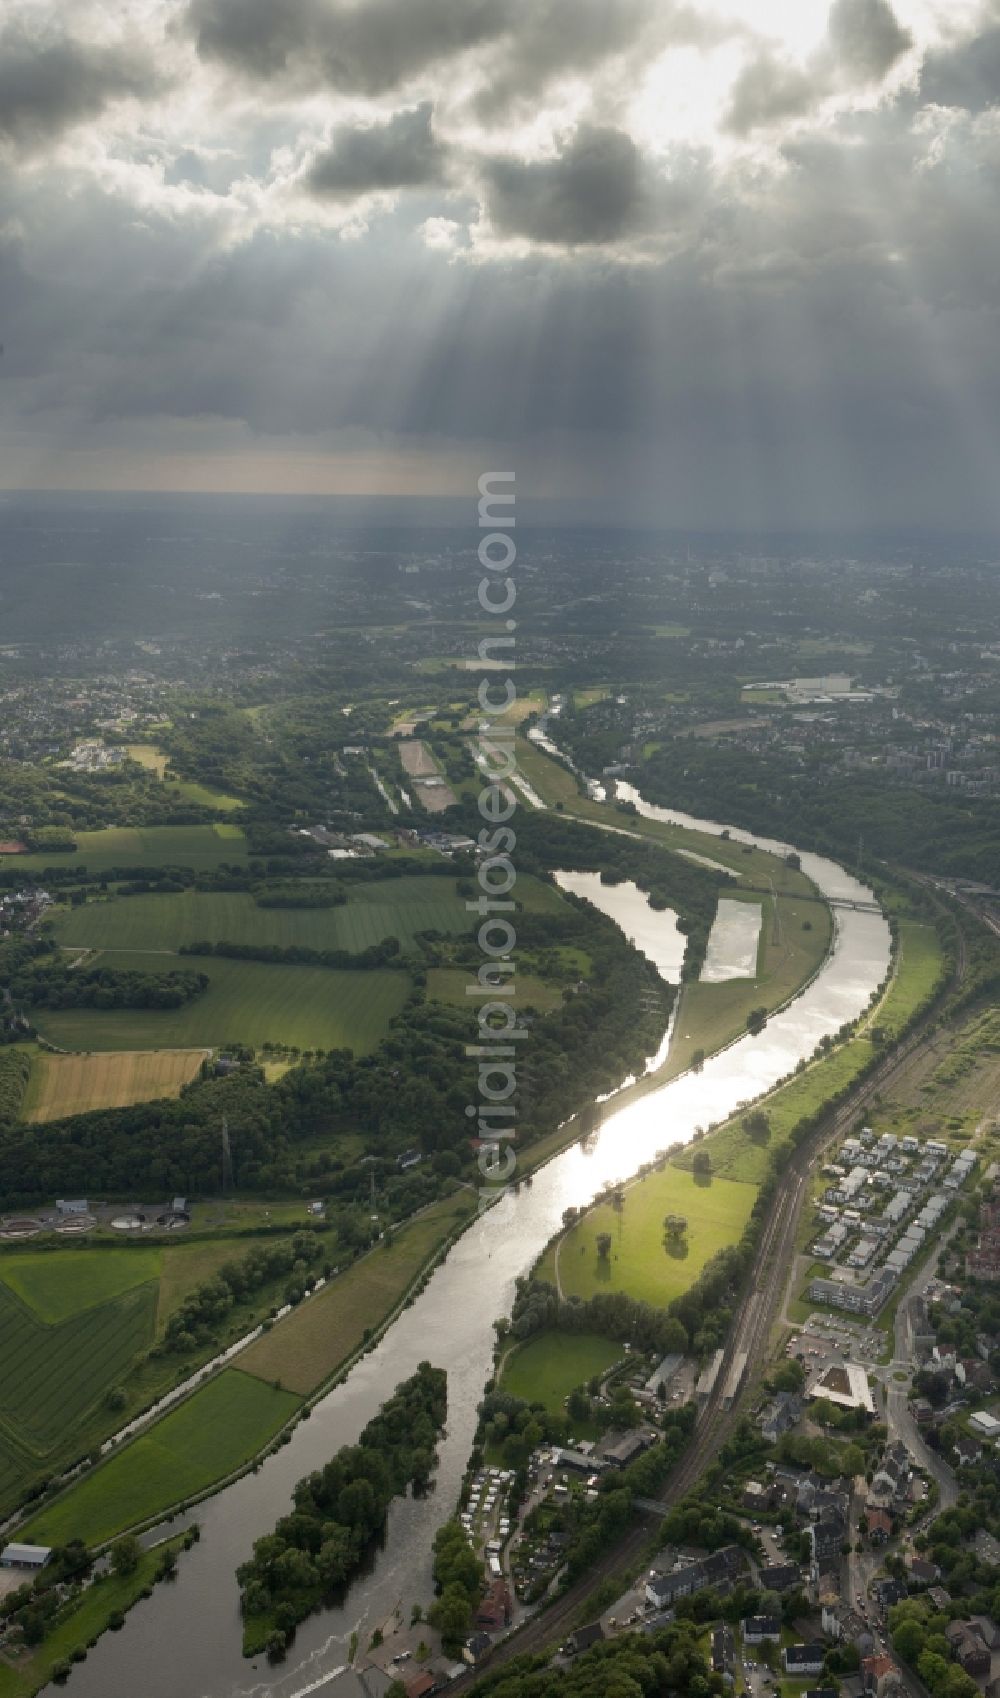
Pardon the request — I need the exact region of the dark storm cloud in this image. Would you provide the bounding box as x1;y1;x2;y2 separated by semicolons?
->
920;20;1000;111
185;0;511;95
483;126;644;246
0;21;155;148
307;104;446;197
827;0;912;81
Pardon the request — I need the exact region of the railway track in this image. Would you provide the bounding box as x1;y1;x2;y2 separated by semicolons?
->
449;898;978;1687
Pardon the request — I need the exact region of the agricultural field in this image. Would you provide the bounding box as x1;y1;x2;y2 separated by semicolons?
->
0;1249;162;1322
500;1331;623;1417
22;1370;299;1548
22;1049;208;1122
53;875;470;953
0;1274;157;1511
238;1191;475;1395
32;956;409;1054
0;1242;317;1514
536;1166;757;1308
11;823;249;875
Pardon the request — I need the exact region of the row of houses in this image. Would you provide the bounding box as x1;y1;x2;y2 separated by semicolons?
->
645;1545;745;1610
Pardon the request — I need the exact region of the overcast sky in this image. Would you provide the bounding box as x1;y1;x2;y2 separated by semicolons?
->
2;0;1000;529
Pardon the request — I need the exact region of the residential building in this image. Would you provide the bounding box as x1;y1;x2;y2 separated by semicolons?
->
784;1646;826;1677
862;1654;901;1696
945;1624;991;1678
759;1564;802;1594
867;1508;892;1543
743;1616;782;1645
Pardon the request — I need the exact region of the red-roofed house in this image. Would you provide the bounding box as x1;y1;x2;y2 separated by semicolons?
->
863;1654;901;1696
867;1508;892;1544
404;1674;436;1698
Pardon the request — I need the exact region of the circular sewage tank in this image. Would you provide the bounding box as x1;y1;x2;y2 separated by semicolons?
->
111;1214;145;1232
0;1217;41;1238
55;1214;96;1234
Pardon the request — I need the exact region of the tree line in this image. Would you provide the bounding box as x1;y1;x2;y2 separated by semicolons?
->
8;962;209;1011
158;1230;325;1354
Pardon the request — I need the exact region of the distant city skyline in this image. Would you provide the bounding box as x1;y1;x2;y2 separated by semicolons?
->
2;0;1000;530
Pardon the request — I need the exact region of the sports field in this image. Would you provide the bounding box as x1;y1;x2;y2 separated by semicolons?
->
54;875;470;953
239;1192;476;1395
22;1370;299;1548
500;1331;623;1415
32;957;409;1054
23;1049;208;1121
12;823;249;875
536;1166;757;1307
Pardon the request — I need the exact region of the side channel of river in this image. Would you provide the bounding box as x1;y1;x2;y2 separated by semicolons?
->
63;781;890;1698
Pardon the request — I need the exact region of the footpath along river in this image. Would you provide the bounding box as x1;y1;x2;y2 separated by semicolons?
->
63;782;890;1698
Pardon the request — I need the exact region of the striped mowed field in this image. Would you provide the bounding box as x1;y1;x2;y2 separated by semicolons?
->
54;876;470;953
11;823;249;875
32;958;410;1054
24;1049;208;1122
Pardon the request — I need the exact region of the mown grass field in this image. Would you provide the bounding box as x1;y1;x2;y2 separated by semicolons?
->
239;1192;476;1395
426;966;564;1013
22;1370;299;1548
54;875;470;953
32;957;409;1053
878;920;945;1035
536;1166;757;1307
11;823;249;874
500;1331;623;1415
22;1049;207;1121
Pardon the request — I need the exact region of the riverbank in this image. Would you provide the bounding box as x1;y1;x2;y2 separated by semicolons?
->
45;775;891;1698
0;1531;190;1698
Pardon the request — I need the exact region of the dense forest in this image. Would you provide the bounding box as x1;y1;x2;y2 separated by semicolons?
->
237;1363;447;1656
8;962;209;1011
0;1050;31;1131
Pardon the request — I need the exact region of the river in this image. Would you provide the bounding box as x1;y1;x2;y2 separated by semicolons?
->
62;774;890;1698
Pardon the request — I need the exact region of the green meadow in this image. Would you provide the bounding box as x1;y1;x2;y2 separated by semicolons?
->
10;824;249;875
54;875;470;953
500;1331;624;1416
23;1370;299;1548
537;1166;757;1307
32;956;409;1053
